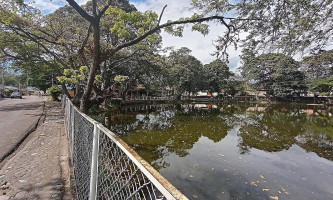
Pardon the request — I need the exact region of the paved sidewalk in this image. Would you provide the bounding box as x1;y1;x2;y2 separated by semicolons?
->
0;101;74;200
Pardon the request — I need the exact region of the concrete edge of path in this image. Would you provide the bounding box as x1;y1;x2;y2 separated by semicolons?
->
0;101;75;199
0;101;46;164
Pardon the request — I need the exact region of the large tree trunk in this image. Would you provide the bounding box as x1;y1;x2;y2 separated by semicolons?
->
72;82;83;105
80;21;101;112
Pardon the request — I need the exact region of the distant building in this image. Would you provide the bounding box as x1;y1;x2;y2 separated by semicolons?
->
22;86;41;96
196;91;218;97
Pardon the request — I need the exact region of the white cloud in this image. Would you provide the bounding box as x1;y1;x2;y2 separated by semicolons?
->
131;0;242;70
31;0;89;14
31;0;65;13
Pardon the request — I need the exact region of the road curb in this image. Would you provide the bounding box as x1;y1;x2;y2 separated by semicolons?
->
0;101;46;163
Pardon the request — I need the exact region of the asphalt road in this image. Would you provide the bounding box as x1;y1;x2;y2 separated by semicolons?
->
0;96;44;162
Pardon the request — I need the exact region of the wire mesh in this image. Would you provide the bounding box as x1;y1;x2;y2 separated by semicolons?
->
67;103;73;156
72;108;94;200
61;96;187;200
97;131;166;200
68;103;73;143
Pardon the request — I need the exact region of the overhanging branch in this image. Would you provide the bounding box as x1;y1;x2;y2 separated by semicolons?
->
65;0;94;22
114;15;237;52
157;5;167;26
98;0;112;19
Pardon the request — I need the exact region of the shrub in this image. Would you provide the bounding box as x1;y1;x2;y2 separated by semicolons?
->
47;86;61;101
4;88;14;96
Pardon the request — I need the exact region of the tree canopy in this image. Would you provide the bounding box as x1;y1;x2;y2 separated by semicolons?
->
240;53;306;99
1;0;333;110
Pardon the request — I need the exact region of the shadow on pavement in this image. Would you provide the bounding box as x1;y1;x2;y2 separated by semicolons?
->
0;102;43;112
12;178;64;200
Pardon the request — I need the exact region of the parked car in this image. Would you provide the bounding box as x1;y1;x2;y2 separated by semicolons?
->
10;92;22;99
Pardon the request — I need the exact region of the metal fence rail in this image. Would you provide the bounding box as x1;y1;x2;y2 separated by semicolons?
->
61;95;188;200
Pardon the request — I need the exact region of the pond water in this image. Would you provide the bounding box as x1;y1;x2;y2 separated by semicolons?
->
104;103;333;200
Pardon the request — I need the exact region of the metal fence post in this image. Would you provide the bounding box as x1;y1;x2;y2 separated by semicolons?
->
89;122;100;200
67;98;70;132
71;104;75;154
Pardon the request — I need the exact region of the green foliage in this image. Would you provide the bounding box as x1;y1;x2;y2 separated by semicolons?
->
309;76;333;94
302;50;333;80
114;75;129;83
47;86;61;101
167;47;205;98
204;59;232;93
191;0;333;58
57;66;88;84
164;22;185;37
4;88;14;95
3;73;19;86
301;50;333;94
240;52;306;99
4;0;333;110
191;23;210;36
106;6;160;44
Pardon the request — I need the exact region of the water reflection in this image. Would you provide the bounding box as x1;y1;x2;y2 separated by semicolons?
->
104;103;333;199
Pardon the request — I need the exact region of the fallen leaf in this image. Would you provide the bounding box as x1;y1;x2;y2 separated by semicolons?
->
260;175;265;179
263;188;270;192
250;181;258;187
281;188;290;195
270;196;279;200
193;195;198;199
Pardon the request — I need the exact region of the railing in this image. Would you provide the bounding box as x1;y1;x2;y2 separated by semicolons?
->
61;95;188;200
111;96;175;101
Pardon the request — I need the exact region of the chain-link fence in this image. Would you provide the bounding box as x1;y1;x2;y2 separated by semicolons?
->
61;95;188;200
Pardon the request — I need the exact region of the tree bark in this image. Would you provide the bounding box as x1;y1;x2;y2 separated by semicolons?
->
80;21;101;112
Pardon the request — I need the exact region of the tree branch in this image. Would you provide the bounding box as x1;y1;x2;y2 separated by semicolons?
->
92;0;97;17
3;22;63;46
65;0;94;22
98;0;112;19
157;5;167;26
109;50;140;66
114;15;234;52
78;25;92;66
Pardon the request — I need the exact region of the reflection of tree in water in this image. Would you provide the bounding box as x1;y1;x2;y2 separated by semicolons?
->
108;104;177;135
237;104;333;157
109;115;139;135
237;104;306;153
115;106;231;170
296;114;333;161
297;132;333;161
108;103;333;168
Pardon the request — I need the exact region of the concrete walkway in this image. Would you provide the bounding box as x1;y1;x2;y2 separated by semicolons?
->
0;101;74;200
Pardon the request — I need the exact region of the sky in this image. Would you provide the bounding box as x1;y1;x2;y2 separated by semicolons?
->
30;0;242;71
